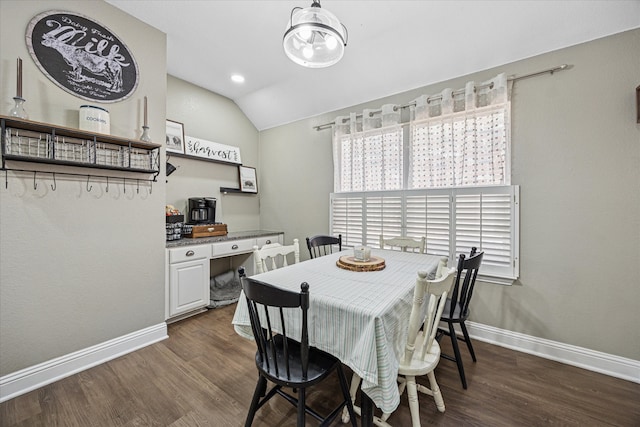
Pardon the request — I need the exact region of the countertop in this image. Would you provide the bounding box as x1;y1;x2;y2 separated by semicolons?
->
166;230;283;249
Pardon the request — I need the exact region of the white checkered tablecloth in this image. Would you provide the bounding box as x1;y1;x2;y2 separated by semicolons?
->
232;249;442;413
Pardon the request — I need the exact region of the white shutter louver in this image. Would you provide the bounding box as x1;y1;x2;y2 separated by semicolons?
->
331;195;363;248
364;194;402;247
406;192;450;257
454;186;517;278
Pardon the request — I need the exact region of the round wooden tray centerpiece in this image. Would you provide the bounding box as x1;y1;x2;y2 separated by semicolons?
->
337;255;386;272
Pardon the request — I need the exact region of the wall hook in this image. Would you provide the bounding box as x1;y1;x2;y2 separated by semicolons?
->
86;175;93;192
33;171;37;190
51;172;57;191
106;176;109;193
149;180;153;195
123;177;126;193
4;170;7;189
136;179;140;194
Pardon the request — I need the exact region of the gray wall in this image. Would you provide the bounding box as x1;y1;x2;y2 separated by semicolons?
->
259;29;640;360
165;75;260;231
1;0;637;382
0;1;167;375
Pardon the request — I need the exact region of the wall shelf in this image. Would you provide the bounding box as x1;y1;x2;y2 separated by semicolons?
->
220;187;256;195
170;151;242;167
1;115;161;179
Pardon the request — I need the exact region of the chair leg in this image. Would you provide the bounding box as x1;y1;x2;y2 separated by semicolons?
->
342;373;361;423
405;376;421;427
460;321;477;362
448;322;468;389
337;366;358;427
426;371;445;412
245;375;267;427
396;376;407;397
297;387;306;427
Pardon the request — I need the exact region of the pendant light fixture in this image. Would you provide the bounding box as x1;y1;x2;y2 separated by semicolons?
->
283;0;348;68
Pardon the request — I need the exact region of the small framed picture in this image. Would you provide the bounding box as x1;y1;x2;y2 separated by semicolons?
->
165;120;185;154
239;166;258;193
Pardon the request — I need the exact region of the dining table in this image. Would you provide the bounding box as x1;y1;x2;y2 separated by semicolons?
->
232;248;444;426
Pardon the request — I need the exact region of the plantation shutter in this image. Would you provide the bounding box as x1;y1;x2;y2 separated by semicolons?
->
454;186;518;278
331;195;363;248
364;194;403;247
331;185;519;281
405;191;451;257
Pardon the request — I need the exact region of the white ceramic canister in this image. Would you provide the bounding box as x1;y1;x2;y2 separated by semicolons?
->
79;105;110;134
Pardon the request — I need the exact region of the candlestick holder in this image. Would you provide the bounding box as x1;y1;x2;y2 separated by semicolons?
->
8;97;28;119
140;125;152;142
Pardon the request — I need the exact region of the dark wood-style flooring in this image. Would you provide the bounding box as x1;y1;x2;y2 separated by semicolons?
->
1;304;639;426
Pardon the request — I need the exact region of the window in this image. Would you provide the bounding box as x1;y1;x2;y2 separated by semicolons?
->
331;186;519;281
330;74;518;282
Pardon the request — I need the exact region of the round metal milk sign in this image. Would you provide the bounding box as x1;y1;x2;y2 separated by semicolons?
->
26;11;139;103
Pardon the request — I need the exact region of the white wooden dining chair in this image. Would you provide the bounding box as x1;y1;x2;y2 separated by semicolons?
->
343;267;457;427
379;235;426;254
253;238;300;274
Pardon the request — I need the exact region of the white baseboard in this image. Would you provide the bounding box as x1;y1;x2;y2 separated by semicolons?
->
466;321;640;384
0;322;168;403
2;321;637;404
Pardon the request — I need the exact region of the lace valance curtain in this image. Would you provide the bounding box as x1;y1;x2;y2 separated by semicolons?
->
409;73;510;188
332;73;510;192
333;104;403;192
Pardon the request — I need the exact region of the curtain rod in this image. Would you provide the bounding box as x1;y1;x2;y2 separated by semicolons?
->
313;64;570;131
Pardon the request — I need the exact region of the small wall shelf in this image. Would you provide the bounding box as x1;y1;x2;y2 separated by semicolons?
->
220;187;256;195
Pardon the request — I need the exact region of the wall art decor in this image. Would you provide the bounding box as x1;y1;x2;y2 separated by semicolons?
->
26;10;139;103
165;120;185;154
239;166;258;193
184;136;242;165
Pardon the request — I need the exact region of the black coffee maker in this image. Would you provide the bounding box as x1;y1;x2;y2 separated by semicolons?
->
187;197;216;224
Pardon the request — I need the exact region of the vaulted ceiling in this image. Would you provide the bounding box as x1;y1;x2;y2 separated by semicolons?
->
105;1;640;130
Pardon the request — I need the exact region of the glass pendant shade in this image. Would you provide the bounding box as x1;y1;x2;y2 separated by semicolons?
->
283;1;347;68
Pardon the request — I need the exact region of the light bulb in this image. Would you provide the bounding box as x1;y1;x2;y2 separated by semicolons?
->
326;35;338;50
299;27;312;41
303;45;314;59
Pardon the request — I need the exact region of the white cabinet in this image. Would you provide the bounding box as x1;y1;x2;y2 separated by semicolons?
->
167;245;210;319
165;233;284;322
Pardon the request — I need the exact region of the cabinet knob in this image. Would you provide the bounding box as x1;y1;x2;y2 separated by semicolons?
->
265;240;271;244
186;250;195;257
232;244;239;250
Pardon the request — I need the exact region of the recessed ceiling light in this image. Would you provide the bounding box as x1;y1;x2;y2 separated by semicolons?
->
231;74;245;83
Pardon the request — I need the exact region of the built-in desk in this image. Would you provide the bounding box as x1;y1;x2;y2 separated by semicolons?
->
165;230;283;322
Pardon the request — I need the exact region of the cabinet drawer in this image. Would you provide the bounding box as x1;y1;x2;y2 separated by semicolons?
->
212;239;255;258
256;234;282;248
169;245;210;264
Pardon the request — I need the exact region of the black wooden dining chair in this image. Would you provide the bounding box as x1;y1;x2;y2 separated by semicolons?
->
239;268;357;427
436;247;484;389
306;234;342;259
